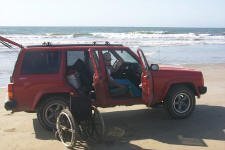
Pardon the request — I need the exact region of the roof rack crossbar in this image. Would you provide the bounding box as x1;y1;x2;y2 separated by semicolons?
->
27;42;123;47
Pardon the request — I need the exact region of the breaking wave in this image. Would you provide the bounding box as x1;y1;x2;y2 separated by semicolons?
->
1;31;225;47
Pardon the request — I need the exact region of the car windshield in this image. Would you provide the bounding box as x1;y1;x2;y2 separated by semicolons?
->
115;50;138;63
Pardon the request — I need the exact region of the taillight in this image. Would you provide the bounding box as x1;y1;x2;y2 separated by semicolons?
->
8;83;14;100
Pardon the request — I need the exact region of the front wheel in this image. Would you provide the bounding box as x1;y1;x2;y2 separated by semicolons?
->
164;86;196;119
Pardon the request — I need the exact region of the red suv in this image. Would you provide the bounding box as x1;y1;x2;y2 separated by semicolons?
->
1;36;207;130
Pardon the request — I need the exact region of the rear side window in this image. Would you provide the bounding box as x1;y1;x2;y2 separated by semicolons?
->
21;51;61;74
67;51;85;67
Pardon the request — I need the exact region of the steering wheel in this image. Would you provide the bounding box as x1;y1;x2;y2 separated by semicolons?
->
112;60;123;71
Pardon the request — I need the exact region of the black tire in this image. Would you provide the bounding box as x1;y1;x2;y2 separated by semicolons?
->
91;106;105;142
164;86;196;119
37;96;68;130
56;108;79;148
77;106;105;142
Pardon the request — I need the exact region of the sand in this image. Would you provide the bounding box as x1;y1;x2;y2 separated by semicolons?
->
0;64;225;150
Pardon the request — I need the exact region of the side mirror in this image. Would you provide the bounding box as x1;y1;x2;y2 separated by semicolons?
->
150;64;159;71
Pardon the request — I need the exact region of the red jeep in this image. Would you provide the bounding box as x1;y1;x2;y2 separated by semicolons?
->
1;36;207;130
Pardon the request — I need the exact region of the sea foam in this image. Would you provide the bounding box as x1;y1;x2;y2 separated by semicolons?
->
1;31;224;47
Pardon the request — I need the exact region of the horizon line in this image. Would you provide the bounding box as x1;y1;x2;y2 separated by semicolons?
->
0;25;225;29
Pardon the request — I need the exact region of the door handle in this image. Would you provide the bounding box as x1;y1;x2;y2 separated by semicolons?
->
18;77;27;80
144;75;150;79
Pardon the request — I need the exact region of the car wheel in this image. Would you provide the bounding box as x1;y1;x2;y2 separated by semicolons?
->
37;96;68;130
164;86;196;119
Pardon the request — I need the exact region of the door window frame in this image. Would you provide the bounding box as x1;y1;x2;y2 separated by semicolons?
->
137;48;150;71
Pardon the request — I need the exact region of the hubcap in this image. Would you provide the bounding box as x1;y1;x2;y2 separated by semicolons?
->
45;103;65;126
172;93;191;114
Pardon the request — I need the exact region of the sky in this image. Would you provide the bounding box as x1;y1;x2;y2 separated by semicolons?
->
0;0;225;27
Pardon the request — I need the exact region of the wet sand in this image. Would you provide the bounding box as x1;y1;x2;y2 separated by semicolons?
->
0;64;225;150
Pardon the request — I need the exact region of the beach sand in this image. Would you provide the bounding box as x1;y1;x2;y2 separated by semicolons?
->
0;64;225;150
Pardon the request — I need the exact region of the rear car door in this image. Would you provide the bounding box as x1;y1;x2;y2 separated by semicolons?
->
137;48;154;106
88;48;108;105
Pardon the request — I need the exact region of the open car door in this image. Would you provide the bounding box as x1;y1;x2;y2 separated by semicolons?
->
0;36;23;49
137;48;153;106
88;48;107;105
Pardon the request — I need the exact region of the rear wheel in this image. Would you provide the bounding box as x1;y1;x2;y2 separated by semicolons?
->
37;96;68;130
164;86;196;119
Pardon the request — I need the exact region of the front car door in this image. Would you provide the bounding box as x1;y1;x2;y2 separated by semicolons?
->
137;48;154;106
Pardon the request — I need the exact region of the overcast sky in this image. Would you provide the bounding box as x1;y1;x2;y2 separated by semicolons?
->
0;0;224;27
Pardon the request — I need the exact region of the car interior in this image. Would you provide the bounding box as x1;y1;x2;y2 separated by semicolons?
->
66;50;93;95
66;49;142;99
102;50;142;98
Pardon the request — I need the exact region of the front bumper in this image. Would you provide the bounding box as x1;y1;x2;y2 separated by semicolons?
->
4;100;17;111
199;86;207;94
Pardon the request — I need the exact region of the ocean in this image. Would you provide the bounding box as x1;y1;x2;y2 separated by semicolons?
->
0;26;225;87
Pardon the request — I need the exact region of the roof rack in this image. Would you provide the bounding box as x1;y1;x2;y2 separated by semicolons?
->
27;41;123;47
42;42;52;46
